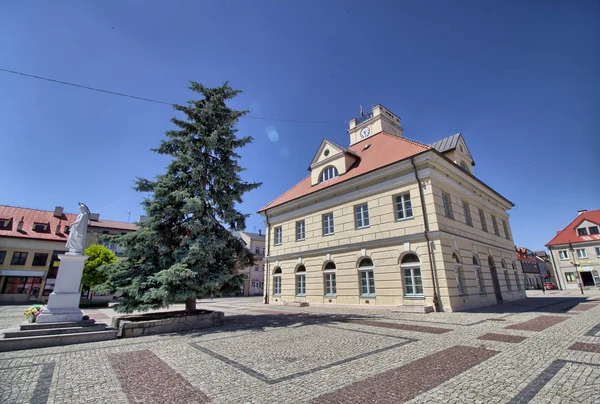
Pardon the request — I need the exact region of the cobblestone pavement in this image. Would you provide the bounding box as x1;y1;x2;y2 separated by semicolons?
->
1;290;599;403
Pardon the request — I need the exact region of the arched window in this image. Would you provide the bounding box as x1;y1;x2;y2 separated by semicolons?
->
473;255;480;266
452;253;465;295
488;256;496;269
472;255;484;293
512;261;517;270
401;254;423;296
323;262;336;296
460;161;469;172
358;258;375;296
296;265;306;296
319;166;339;183
273;267;282;295
501;259;507;269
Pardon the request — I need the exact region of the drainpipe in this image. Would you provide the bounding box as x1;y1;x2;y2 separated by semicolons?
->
264;211;271;304
569;242;584;295
411;156;440;312
548;248;563;290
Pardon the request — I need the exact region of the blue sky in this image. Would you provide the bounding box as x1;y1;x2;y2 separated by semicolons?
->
1;1;598;251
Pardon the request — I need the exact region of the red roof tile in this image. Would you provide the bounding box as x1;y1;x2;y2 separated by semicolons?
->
546;209;600;246
259;133;430;212
0;205;137;242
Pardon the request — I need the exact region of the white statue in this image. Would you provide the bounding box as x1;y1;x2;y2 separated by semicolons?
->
66;202;90;255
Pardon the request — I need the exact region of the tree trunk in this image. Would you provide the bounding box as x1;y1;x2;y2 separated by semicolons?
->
185;297;197;312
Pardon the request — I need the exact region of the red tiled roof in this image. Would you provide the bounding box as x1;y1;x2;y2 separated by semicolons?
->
516;247;536;262
259;132;430;212
0;205;137;242
546;209;600;246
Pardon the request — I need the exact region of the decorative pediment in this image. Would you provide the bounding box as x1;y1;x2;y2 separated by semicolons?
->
308;139;359;186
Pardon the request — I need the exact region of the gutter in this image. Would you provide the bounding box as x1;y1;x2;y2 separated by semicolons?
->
411;156;440;312
263;211;271;304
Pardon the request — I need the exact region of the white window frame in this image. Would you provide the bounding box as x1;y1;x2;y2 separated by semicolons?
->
577;228;588;236
296;220;305;241
319;166;339;183
462;201;472;227
394;192;413;221
324;268;336;296
296;267;306;296
322;213;334;236
273;269;282;295
403;265;423;297
358;259;375;297
442;192;454;219
479;208;488;232
589;226;599;235
455;266;465;295
274;226;282;246
355;204;370;229
559;250;569;260
576;248;588;259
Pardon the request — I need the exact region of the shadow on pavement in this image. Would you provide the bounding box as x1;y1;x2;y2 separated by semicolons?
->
462;296;597;315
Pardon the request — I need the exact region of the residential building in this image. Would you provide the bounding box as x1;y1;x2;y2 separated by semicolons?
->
258;105;524;312
0;205;137;303
547;209;600;290
232;230;265;296
516;247;542;289
534;251;556;284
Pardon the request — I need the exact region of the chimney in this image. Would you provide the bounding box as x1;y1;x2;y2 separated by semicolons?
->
55;222;61;234
258;229;262;236
53;206;64;217
577;209;587;216
89;213;100;221
17;216;24;231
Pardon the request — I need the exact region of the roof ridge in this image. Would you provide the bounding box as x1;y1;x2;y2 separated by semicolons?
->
377;132;431;150
0;204;77;215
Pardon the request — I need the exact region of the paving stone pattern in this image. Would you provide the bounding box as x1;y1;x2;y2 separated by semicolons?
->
1;292;600;403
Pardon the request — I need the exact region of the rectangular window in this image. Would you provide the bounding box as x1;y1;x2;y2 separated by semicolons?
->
596;247;600;257
322;213;334;236
255;246;260;254
1;277;41;294
296;274;306;296
11;252;28;265
504;271;511;291
462;201;472;226
404;267;423;296
33;223;47;232
479;209;488;232
442;192;454;219
273;277;282;295
502;220;511;240
355;204;370;229
456;268;465;295
492;216;500;236
514;271;521;290
394;193;413;220
274;227;282;246
559;250;569;260
476;269;485;293
589;226;599;235
254;266;259;271
577;228;588;236
325;273;337;295
360;270;375;296
296;220;305;241
565;272;577;282
576;248;588;259
32;253;48;267
0;250;5;265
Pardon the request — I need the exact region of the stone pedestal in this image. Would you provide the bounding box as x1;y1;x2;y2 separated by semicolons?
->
37;254;88;324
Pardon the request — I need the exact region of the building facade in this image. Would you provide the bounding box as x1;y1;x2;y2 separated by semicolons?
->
258;105;525;312
232;231;265;296
517;247;542;289
0;205;137;303
547;209;600;290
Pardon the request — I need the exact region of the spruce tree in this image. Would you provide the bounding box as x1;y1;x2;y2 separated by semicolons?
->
100;82;261;313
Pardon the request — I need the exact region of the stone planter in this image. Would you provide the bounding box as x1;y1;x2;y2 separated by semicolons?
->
111;310;224;338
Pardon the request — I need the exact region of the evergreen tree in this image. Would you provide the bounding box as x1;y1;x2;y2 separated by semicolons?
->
99;82;261;313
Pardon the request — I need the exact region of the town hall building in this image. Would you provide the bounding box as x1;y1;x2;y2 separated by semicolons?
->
258;105;524;312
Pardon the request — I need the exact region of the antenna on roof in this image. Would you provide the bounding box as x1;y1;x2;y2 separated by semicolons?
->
127;212;131;223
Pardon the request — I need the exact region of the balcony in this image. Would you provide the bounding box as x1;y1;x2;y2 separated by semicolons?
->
355;111;373;125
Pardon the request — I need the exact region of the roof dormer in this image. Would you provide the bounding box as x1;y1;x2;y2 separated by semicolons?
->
576;219;600;237
430;133;475;174
309;139;359;186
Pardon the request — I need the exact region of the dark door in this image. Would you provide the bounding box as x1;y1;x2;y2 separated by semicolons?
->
581;271;595;287
489;257;503;303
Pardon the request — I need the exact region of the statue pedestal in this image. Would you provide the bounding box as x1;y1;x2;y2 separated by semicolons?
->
37;254;88;324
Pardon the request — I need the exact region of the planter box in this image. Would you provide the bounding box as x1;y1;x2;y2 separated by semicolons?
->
111;310;224;338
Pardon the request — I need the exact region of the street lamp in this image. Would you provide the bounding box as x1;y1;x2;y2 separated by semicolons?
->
569;242;584;295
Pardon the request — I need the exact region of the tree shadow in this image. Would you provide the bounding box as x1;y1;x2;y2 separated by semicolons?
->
462;296;597;315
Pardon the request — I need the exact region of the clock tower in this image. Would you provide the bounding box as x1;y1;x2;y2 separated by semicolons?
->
347;104;403;146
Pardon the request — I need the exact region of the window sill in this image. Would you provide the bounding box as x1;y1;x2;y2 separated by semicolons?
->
360;294;376;298
355;226;370;230
403;295;425;299
295;238;305;242
296;294;306;297
395;216;414;222
274;244;282;247
323;233;335;237
325;294;337;297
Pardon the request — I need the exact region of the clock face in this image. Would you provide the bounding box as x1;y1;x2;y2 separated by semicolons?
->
360;127;371;138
